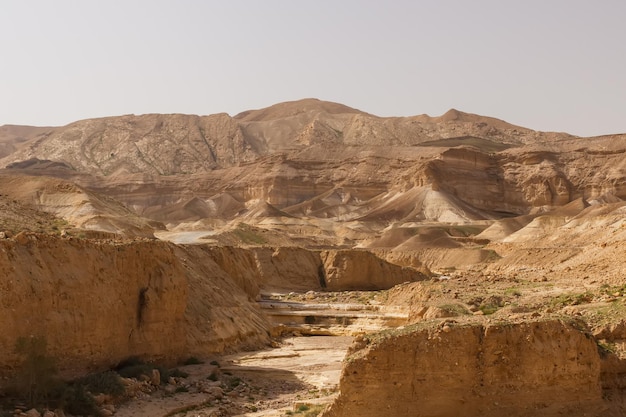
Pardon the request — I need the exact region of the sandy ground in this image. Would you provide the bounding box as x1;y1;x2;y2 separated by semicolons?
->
154;230;217;245
115;336;352;417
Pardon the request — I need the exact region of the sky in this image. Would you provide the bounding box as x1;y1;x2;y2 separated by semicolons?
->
1;1;625;137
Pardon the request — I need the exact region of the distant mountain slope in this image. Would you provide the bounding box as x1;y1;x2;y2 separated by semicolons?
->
0;174;163;237
0;124;57;158
0;98;574;176
1;98;624;240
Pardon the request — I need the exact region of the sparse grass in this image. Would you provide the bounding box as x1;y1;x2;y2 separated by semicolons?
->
599;284;626;297
439;303;470;316
232;223;268;245
286;404;326;417
505;288;522;297
551;292;594;307
479;304;499;315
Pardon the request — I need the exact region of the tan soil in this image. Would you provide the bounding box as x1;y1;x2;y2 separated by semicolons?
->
115;336;352;417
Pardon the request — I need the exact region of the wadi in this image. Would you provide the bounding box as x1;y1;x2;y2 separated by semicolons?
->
0;98;625;417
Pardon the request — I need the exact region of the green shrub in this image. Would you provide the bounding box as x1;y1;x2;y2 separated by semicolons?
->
302;405;326;417
479;304;499;315
229;377;242;388
169;368;189;378
598;341;617;357
13;336;59;407
439;303;470;316
63;384;101;416
115;356;144;369
183;357;203;365
75;371;125;396
117;364;153;379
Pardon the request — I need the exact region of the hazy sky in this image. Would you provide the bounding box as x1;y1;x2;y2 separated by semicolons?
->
1;1;625;136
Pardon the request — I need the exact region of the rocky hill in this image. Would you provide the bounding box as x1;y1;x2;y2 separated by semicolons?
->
0;98;574;177
1;98;624;245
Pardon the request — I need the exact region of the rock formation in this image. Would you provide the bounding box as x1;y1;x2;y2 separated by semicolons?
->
0;234;425;376
322;319;610;417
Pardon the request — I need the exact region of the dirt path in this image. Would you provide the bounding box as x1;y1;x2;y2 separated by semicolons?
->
115;336;352;417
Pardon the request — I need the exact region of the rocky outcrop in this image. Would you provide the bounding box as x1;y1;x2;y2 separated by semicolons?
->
320;250;426;291
205;246;427;293
322;319;609;417
0;234;188;374
0;173;163;238
0;234;272;376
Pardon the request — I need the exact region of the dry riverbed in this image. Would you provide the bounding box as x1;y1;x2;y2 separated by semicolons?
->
115;336;352;417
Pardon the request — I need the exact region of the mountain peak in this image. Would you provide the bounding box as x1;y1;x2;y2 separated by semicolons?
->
233;98;365;122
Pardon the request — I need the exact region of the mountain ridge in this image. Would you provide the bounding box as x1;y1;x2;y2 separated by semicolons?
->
0;98;577;177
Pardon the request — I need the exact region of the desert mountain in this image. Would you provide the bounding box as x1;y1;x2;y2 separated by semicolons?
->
0;124;56;159
0;98;624;246
3;99;626;416
0;98;573;176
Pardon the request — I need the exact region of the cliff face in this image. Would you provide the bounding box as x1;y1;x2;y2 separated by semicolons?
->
323;319;607;417
0;234;188;374
0;234;272;376
320;250;423;291
0;235;426;376
204;246;427;293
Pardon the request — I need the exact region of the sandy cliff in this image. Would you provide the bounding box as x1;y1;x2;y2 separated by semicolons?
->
323;319;610;417
0;234;426;376
0;234;271;376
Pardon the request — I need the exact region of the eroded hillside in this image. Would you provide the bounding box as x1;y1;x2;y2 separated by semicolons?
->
2;100;624;248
